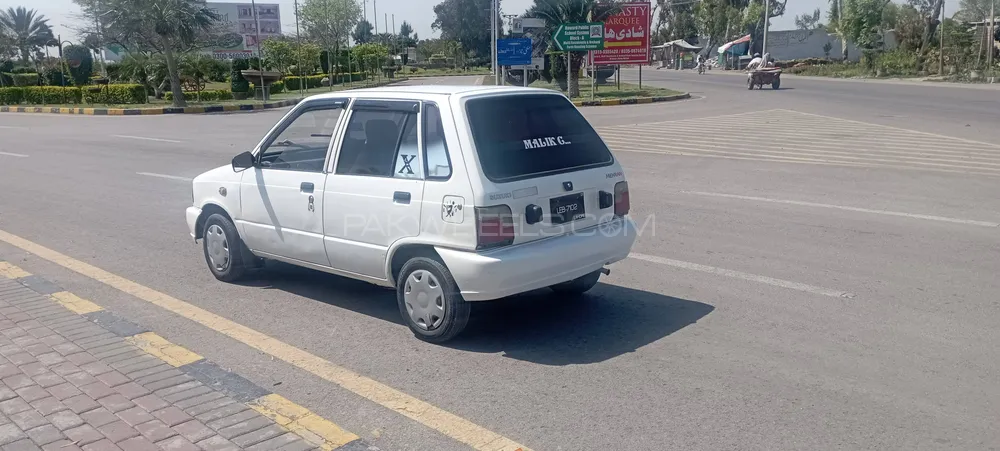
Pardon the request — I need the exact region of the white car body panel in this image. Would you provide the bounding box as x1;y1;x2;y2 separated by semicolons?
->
187;85;636;301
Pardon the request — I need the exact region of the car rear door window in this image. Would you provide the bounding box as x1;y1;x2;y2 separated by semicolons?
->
465;94;613;182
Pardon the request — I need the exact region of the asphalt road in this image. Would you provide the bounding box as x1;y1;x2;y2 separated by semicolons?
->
1;74;998;451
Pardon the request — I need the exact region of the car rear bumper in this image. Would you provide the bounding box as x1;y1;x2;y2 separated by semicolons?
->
186;206;201;240
436;217;637;301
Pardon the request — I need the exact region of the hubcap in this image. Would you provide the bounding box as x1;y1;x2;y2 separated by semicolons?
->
205;224;230;272
403;270;446;330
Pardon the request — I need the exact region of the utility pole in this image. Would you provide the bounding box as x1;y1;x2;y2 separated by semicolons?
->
250;0;266;100
939;0;945;75
363;0;367;23
392;14;396;57
373;0;378;34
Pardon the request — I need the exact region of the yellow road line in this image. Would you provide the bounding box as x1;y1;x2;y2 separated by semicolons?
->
0;261;31;279
125;332;204;367
50;291;104;314
249;394;359;450
0;229;530;451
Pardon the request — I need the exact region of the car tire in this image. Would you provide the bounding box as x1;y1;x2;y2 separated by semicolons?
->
396;257;470;343
202;213;247;282
550;270;602;295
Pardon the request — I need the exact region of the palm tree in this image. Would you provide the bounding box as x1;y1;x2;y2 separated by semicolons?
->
0;7;55;64
102;0;221;107
529;0;621;97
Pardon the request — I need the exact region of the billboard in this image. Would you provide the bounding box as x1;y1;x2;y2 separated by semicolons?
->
102;2;282;62
592;2;650;65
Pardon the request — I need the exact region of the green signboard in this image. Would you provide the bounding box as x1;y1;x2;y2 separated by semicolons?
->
553;23;605;51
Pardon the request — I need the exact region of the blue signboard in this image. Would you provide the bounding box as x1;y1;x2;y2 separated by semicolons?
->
497;38;533;66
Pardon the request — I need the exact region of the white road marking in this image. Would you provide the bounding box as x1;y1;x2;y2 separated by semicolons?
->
0;152;28;157
0;125;27;129
683;191;1000;228
786;109;1000;150
629;253;855;299
113;135;182;143
137;172;192;181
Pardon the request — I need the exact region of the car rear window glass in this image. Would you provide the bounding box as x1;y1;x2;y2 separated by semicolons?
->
465;94;613;182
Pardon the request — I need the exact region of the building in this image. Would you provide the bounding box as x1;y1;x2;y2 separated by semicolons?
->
103;2;282;62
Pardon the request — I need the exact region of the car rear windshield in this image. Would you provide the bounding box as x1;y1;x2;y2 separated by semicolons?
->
465;94;614;182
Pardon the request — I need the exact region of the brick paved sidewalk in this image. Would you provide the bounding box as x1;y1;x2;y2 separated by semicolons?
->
0;275;370;451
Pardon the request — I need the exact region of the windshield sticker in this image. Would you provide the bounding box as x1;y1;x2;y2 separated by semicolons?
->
442;196;465;223
522;136;572;149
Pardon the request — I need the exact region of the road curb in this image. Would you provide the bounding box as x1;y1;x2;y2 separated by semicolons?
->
573;92;691;107
0;100;301;116
0;259;380;451
0;79;408;116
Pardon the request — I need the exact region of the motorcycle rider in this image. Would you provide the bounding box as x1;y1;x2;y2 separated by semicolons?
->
746;52;763;70
696;53;705;73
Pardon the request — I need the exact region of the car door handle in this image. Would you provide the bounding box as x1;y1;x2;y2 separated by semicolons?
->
393;191;411;204
300;182;314;193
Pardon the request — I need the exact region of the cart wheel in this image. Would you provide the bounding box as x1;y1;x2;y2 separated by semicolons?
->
747;77;754;90
772;79;780;89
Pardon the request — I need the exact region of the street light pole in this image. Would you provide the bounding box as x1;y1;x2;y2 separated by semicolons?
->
989;0;995;82
374;0;378;34
250;0;266;100
939;0;945;76
492;0;499;85
762;0;769;55
294;0;303;96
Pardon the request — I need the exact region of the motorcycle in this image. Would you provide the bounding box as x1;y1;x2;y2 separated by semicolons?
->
697;61;706;75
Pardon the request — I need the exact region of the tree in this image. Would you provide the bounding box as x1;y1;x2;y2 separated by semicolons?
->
840;0;892;51
352;42;388;74
100;0;222;107
0;7;54;64
301;0;361;89
291;42;322;75
912;0;945;71
795;8;821;30
353;20;373;44
64;44;94;85
432;0;495;58
261;37;294;73
827;0;850;60
180;53;216;101
530;0;621;98
955;0;994;22
398;21;417;48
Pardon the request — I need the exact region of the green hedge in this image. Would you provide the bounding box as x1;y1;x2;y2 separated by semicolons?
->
1;73;40;87
249;81;285;94
284;75;324;90
0;86;83;105
83;84;147;104
164;89;233;102
283;72;368;91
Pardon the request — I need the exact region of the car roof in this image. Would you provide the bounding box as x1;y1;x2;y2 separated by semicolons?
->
301;85;563;102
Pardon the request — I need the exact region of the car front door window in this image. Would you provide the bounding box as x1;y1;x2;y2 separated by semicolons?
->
259;107;342;172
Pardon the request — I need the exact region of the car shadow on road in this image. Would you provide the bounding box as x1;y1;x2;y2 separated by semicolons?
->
241;262;713;366
451;283;713;365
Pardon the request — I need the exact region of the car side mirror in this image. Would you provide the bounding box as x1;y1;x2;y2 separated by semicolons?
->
232;151;255;172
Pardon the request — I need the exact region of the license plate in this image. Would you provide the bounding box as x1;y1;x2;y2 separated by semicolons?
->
550;193;586;224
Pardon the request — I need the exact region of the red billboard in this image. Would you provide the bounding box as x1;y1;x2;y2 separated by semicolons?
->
592;2;651;65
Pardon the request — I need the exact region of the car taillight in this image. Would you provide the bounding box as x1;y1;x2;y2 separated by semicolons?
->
614;181;630;216
476;205;515;250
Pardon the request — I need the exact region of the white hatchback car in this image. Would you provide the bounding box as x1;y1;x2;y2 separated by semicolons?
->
186;85;636;342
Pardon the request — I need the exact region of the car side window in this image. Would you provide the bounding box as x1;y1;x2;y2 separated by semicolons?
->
423;103;452;180
259;106;342;172
335;109;417;177
393;117;421;179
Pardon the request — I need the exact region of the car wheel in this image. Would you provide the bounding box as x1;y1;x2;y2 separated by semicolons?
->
550;270;602;295
396;257;470;343
202;213;247;282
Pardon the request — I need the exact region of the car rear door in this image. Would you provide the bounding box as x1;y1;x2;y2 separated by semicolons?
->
462;93;623;245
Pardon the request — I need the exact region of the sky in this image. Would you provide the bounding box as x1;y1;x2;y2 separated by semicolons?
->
0;0;824;46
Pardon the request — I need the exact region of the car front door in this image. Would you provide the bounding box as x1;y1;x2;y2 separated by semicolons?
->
323;99;425;279
238;99;346;266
